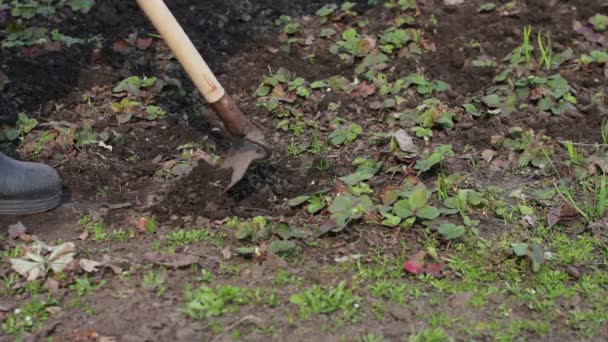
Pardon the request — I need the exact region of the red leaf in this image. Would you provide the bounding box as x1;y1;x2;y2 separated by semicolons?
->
351;82;376;98
424;263;443;278
404;259;425;275
21;46;42;58
547;204;580;227
112;39;134;54
136;37;153;50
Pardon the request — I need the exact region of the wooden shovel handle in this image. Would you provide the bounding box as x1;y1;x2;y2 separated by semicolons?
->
136;0;225;103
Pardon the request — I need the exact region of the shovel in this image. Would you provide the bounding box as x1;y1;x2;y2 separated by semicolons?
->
136;0;270;189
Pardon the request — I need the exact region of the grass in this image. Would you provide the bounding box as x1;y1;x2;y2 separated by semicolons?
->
289;281;360;322
183;285;249;319
69;276;107;296
2;297;59;336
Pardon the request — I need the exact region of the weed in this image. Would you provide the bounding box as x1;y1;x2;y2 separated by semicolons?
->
522;26;533;65
368;280;407;302
407;328;454;342
273;270;304;286
2;297;59;336
166;228;224;247
289;281;360;321
537;31;552;70
69;276;107;296
142;270;167;295
564;140;584;165
183;285;249;319
415;144;454;174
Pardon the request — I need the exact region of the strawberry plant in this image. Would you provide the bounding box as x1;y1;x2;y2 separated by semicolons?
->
389;185;440;228
497;127;554;168
415;144;454;174
320;193;374;234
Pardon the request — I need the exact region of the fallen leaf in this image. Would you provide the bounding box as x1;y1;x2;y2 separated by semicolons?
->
10;257;45;281
481;149;496;164
78;231;89;241
404;251;426;275
421;38;436;52
112;39;134;54
547;204;580;227
47;242;76;273
79;259;102;273
393;129;418;154
424;263;443;278
136;37;153;50
144;252;198;268
351;81;376;98
221;246;232;260
8;221;27;240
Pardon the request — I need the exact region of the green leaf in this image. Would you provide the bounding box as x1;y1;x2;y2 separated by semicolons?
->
288;195;311;207
329;195;353;213
319;28;337;38
437;223;465;240
530;244;544;273
589;14;608;32
511;243;529;257
307;196;326;214
268;240;297;254
482;94;501;108
339;158;381;185
463;103;481;116
477;3;496;13
381;213;401;227
417;206;440;220
393;199;414;218
66;0;95;14
311;80;328;89
408;186;429;211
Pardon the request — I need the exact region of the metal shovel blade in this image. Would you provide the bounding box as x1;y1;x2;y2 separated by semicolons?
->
221;139;267;190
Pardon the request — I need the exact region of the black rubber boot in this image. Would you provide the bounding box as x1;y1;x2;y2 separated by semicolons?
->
0;152;62;215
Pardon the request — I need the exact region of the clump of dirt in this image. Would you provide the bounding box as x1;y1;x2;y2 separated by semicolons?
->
155;158;332;220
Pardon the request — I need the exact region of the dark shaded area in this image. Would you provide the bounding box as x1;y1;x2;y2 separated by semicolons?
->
0;0;370;124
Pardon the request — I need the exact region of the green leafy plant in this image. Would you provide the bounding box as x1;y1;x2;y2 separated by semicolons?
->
414;99;455;129
2;297;59;335
391;185;440;227
321;193;373;234
514;74;576;115
288;193;329;214
184;285;248;319
509;243;547;273
339;157;382;186
378;27;414;54
537;31;552;70
69;276;107;296
330;28;375;58
403;74;451;97
289;281;359;321
329;122;363;146
415;144;454;173
113;76;157;94
436;223;466;240
589;14;608;32
316;4;337;23
498;127;554;168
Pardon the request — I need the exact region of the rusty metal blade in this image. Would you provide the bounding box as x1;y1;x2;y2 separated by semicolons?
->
221;139;267;190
